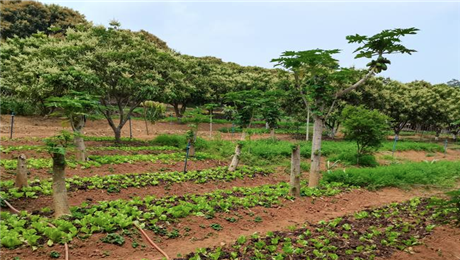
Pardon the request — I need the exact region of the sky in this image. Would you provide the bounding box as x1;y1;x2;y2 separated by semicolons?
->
43;0;460;84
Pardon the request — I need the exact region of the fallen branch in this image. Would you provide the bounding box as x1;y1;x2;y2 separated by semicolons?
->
135;223;170;260
0;196;20;214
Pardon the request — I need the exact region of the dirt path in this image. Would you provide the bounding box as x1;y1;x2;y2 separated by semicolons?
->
3;186;452;260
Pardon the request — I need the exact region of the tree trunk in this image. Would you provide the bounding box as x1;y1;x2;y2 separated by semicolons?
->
52;153;70;218
306;109;310;141
114;127;122;145
144;107;150;135
308;115;323;188
71;116;87;161
180;104;187;116
289;145;301;197
15;154;28;188
74;134;87;161
173;104;182;118
270;128;275;140
228;143;242;172
435;129;441;141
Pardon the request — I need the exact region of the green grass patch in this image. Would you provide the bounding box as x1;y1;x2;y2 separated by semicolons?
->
324;160;460;189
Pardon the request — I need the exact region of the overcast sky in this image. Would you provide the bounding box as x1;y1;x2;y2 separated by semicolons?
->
43;0;459;84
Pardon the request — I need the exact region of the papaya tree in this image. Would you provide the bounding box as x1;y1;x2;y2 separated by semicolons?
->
260;90;283;140
226;89;264;171
46;91;99;161
141;101;166;135
272;28;418;187
45;131;72;218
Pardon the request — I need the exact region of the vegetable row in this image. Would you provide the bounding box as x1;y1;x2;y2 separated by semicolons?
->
0;182;350;249
0;166;271;200
178;197;456;260
0;152;213;170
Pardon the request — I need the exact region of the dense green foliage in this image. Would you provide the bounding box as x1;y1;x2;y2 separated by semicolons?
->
341;105;389;163
0;0;88;39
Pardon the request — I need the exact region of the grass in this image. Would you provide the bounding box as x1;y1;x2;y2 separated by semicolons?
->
148;135;444;168
323;160;460;189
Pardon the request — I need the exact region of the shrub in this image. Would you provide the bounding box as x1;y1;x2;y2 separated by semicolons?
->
341;105;388;165
151;134;208;150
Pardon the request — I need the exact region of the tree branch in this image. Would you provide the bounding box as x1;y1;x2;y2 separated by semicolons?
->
335;69;375;98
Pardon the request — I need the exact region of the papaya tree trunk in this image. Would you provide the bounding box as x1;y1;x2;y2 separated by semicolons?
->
74;134;87;161
15;154;28;188
289;145;301;197
228;143;242;172
52;153;70;218
270;128;275;140
308;115;323;188
71;116;87;161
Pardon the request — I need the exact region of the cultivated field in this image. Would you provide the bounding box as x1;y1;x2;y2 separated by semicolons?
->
1;117;459;260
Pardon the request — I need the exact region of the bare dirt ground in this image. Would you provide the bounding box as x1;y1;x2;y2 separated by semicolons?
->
0;115;294;141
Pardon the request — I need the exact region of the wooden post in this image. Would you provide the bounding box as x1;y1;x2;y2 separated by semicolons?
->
15;154;28;188
290;145;301;197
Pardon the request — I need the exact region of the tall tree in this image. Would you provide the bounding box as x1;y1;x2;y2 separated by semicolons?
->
272;28;418;187
0;0;88;39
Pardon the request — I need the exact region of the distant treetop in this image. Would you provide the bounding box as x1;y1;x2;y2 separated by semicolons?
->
0;0;88;39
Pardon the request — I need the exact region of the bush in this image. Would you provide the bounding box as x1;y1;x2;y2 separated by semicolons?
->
151;134;208;150
341;105;388;165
